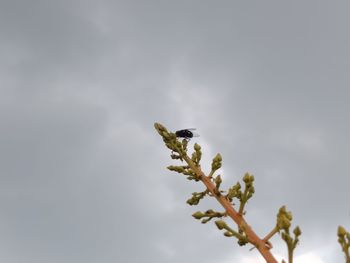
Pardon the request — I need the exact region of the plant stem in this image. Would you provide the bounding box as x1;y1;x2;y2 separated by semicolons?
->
263;227;279;243
288;247;293;263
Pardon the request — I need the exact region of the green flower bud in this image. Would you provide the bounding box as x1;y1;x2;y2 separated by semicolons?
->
192;211;204;220
167;165;184;173
215;220;227;230
338;226;347;237
243;173;251;183
194;143;201;151
224;231;233;237
279;206;287;214
211;153;222;170
281;217;291;229
237;238;248;246
293;226;302;236
205;209;214;215
167;165;175;171
154;122;167;133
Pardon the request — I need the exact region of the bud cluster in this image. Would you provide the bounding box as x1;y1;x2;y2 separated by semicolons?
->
337;226;350;263
215;220;249;246
192;209;226;223
237;173;255;215
277;206;293;231
191;143;202;166
242;173;255;200
211;153;222;172
275;206;301;261
281;226;301;248
154;123;186;158
167;165;199;181
187;191;208;206
226;182;241;202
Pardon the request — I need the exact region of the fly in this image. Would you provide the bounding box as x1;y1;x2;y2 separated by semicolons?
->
175;128;199;140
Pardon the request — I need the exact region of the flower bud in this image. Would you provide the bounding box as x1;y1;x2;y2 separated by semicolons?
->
293;226;302;236
243;173;251;183
338;225;347;237
154;122;167;133
192;211;204;220
194;143;201;151
224;231;233;237
215;220;227;230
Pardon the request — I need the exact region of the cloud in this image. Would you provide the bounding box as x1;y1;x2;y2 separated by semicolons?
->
1;0;349;262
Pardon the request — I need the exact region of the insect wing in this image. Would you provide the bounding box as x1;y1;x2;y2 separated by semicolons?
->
191;132;200;137
184;128;199;137
183;128;199;137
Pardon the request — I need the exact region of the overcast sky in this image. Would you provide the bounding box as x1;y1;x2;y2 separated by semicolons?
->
1;1;350;262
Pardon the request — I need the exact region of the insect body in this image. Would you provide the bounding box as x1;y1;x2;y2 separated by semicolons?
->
175;128;199;140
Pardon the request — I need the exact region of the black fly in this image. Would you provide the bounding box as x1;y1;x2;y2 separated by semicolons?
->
175;128;199;140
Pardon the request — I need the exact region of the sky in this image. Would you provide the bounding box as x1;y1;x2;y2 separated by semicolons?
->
0;0;350;262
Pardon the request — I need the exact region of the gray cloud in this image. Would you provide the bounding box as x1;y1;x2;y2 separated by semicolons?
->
1;0;349;262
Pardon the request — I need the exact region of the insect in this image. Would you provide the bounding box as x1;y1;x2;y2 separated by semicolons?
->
175;128;199;140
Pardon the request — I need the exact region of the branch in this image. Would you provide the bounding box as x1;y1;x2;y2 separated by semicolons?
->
183;154;278;263
154;122;302;263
